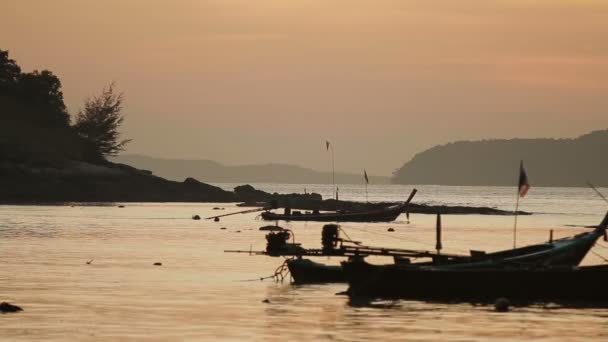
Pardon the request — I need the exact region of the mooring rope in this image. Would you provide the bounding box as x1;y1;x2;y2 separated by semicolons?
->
340;225;470;254
591;250;608;263
234;258;292;282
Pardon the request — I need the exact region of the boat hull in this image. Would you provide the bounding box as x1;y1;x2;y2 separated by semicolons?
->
287;259;345;284
261;205;405;222
344;261;608;302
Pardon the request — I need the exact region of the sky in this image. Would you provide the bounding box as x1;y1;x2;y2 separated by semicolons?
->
1;0;607;175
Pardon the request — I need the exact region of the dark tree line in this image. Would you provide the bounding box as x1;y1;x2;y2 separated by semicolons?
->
1;49;130;161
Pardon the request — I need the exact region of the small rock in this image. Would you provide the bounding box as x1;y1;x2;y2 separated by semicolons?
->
192;215;201;220
387;228;395;232
153;262;162;266
494;297;510;312
0;302;23;313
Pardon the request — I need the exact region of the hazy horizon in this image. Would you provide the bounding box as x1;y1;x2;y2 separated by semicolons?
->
2;0;607;174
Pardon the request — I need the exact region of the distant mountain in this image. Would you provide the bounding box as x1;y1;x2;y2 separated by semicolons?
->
113;155;390;184
392;130;608;187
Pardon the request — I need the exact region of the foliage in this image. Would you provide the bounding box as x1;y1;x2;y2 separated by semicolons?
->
0;49;69;127
73;83;131;157
0;50;21;92
16;70;69;126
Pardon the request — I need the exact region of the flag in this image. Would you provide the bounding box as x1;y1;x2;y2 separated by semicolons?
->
326;140;330;151
518;160;530;197
364;169;369;184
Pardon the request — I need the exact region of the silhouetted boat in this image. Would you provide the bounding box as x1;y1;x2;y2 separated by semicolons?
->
260;202;410;222
343;212;608;300
286;259;345;283
289;212;608;284
343;262;608;302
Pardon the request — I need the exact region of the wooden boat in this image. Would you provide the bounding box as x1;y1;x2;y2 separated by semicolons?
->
343;212;608;300
286;259;345;284
343;262;608;302
261;202;410;222
289;212;608;284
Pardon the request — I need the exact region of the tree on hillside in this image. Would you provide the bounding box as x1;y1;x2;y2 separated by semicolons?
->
1;49;69;126
0;50;21;93
16;70;70;126
73;83;131;158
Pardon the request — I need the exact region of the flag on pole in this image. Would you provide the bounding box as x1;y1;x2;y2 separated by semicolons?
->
326;140;330;151
518;160;530;197
364;169;369;184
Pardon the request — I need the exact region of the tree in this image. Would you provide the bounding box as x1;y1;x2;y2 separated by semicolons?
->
0;49;21;94
73;83;131;158
16;70;69;126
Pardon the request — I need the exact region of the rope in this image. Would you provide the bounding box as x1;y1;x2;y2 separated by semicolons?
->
340;225;469;254
591;250;608;263
234;257;293;282
596;243;608;250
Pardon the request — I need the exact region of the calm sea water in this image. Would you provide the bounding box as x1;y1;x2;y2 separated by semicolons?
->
1;185;608;341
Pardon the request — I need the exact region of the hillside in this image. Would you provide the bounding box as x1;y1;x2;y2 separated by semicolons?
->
392;130;608;187
112;154;390;184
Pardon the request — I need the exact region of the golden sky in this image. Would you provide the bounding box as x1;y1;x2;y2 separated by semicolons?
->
2;0;607;175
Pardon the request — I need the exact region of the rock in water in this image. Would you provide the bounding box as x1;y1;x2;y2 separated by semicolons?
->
387;228;395;232
0;302;23;313
192;215;201;220
494;297;510;312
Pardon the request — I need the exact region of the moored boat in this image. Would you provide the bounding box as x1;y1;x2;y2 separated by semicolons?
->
343;262;608;302
290;211;608;283
343;212;608;300
260;202;409;222
287;258;345;284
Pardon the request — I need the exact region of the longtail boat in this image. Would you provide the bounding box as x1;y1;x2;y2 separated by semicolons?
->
260;202;409;222
342;263;608;302
343;212;608;300
228;211;608;284
260;189;418;223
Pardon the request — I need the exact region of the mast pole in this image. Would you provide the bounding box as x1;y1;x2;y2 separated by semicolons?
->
513;192;520;249
331;144;336;201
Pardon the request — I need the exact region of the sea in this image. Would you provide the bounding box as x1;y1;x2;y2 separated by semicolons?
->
1;184;608;341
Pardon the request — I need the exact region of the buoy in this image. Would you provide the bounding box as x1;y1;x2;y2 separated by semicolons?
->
494;297;510;312
387;228;395;232
214;217;220;222
192;215;201;220
0;302;23;313
153;262;162;266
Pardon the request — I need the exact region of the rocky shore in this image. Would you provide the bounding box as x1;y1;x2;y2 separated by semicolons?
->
0;160;529;215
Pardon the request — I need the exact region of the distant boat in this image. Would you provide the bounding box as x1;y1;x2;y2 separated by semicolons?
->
260;202;410;222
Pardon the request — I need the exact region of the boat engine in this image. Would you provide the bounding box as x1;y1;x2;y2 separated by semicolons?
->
266;230;291;256
322;224;340;254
